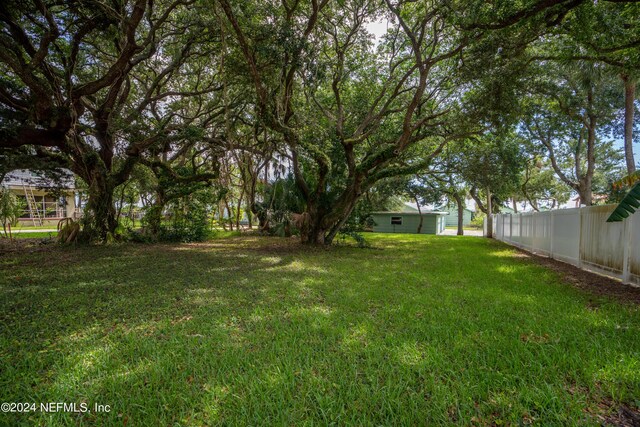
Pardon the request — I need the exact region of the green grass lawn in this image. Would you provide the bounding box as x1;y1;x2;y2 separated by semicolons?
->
1;234;639;425
11;224;58;231
9;231;58;239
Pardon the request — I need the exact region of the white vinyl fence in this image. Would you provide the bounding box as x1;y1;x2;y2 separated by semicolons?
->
485;205;640;286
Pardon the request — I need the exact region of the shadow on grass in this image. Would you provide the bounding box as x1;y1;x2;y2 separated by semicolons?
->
1;234;639;425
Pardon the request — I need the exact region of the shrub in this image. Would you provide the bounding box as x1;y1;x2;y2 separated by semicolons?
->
141;190;213;243
159;199;210;242
470;212;485;229
337;230;370;248
0;189;24;238
57;218;81;244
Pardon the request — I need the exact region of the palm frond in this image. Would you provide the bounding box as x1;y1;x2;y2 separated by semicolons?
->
607;182;640;222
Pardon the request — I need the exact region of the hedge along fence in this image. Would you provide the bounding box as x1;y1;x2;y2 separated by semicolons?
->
485;205;640;286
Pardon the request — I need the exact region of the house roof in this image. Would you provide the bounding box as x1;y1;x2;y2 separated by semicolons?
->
401;202;419;212
1;169;76;189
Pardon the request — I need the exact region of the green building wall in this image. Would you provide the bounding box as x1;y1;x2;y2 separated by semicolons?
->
444;208;473;227
371;213;447;234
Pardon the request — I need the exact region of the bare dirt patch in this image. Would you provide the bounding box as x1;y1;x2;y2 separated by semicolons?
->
591;399;640;427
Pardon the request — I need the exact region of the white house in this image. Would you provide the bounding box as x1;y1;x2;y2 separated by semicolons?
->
1;170;79;226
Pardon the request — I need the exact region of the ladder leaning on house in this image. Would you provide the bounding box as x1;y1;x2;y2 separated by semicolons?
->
22;185;43;226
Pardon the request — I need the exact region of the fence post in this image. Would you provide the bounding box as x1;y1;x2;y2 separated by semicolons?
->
531;212;536;252
577;208;583;268
518;213;522;247
622;217;632;284
510;214;513;243
549;211;555;259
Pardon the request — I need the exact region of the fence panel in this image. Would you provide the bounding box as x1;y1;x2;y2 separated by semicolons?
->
486;205;636;286
580;205;625;275
531;211;551;256
520;213;534;250
551;208;580;266
503;215;511;242
511;214;521;245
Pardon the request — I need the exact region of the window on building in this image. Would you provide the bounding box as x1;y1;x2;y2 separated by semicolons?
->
391;216;402;225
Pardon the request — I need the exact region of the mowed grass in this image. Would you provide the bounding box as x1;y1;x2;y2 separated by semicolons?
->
1;234;639;426
10;231;58;239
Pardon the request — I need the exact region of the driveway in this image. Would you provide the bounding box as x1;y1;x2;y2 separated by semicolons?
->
441;228;483;236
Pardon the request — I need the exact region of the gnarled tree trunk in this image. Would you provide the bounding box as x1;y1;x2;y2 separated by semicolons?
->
298;190;360;245
82;172;118;241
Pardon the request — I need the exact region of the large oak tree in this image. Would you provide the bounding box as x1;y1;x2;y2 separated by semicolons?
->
0;0;222;240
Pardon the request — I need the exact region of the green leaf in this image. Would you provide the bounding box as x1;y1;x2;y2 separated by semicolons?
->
607;182;640;222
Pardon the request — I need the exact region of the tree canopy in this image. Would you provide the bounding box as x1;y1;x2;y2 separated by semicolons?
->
1;0;638;243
